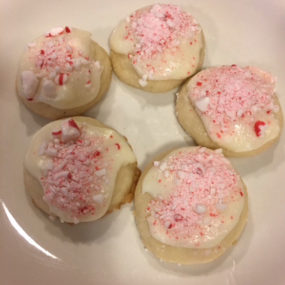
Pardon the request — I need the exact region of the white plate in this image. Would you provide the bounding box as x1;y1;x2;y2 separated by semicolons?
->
1;0;285;284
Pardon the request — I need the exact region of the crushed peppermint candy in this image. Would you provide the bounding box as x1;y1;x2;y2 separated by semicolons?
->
21;70;39;100
125;4;200;74
25;26;93;89
40;119;113;218
147;148;244;245
254;120;267;137
189;65;278;138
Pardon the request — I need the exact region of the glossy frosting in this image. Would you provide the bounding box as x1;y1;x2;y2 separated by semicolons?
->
142;147;245;249
18;27;102;109
25;118;136;223
188;65;281;152
110;4;203;82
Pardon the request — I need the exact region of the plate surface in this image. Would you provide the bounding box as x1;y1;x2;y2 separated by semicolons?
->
1;0;285;284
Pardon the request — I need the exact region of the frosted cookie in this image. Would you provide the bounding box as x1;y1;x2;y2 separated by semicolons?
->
16;27;112;119
176;65;283;156
110;4;204;93
135;147;248;264
24;117;140;223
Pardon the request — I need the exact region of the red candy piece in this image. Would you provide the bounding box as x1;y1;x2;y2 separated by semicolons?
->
93;151;101;157
52;130;62;136
254;121;266;137
68;119;80;130
58;73;64;85
174;214;183;222
65;26;71;33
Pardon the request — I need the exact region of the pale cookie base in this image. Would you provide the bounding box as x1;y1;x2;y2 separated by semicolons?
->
24;117;140;223
176;79;283;157
110;34;205;93
17;41;112;120
134;148;248;265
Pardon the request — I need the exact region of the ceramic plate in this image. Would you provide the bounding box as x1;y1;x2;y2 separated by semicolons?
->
1;0;285;284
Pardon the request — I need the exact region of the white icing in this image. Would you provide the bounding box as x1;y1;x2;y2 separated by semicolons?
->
39;79;57;99
17;28;103;109
110;5;203;80
204;112;279;152
188;69;281;153
142;148;245;249
25;119;137;222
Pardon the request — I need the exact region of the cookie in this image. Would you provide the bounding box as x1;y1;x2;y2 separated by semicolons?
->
135;147;248;264
176;65;283;156
24;117;140;223
110;4;204;93
16;27;112;119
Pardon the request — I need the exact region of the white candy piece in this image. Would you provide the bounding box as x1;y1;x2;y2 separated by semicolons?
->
21;70;39;99
194;204;207;214
138;78;148;87
41;79;57;98
93;194;104;204
195;97;210;112
49;27;64;36
153;161;160;167
54;170;69;180
61;120;81;143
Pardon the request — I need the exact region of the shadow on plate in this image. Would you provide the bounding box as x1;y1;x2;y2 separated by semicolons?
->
17;95;50;135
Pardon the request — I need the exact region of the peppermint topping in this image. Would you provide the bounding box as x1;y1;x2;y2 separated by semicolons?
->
254;121;267;137
61;119;81;142
138;75;148;86
48;27;65;37
147;149;243;246
21;70;39;100
195;97;210;112
26;26;93;90
190;65;277;137
194;204;207;214
125;4;200;74
40;120;111;218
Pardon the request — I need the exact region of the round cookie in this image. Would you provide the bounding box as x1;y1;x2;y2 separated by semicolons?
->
110;4;205;93
135;147;248;264
176;65;283;157
16;27;112;119
24;116;140;223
